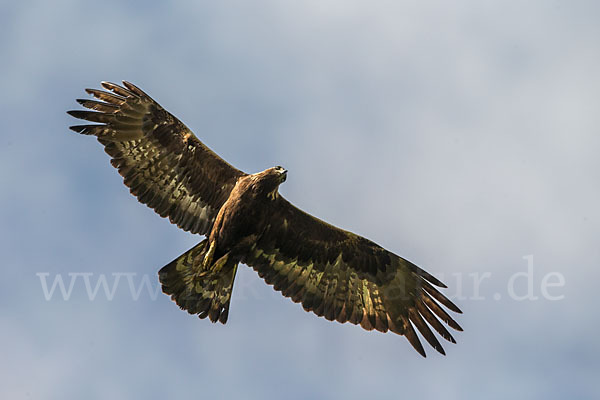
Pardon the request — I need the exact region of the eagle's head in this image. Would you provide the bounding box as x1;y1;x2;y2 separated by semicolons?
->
273;165;287;183
252;166;287;199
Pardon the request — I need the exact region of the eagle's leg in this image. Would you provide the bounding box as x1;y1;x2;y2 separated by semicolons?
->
202;240;217;271
197;240;229;277
212;253;230;272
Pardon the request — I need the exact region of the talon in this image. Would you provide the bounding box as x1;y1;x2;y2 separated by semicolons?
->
212;254;229;273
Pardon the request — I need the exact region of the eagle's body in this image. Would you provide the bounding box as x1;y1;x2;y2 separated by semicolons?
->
68;81;462;357
210;168;285;254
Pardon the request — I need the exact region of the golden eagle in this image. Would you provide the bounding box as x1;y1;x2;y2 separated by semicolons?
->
68;81;462;357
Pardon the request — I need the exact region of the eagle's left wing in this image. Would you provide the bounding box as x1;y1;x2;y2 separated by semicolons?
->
243;196;462;357
68;81;246;235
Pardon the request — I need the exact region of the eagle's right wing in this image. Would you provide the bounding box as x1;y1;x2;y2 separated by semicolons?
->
243;196;462;357
68;81;246;235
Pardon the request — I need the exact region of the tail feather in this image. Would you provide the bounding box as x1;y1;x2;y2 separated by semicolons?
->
159;239;238;324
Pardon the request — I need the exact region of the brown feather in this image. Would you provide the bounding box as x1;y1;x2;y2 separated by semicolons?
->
409;309;445;355
101;81;136;97
422;295;463;331
416;300;456;344
76;99;119;112
421;280;462;314
85;88;126;104
403;318;426;357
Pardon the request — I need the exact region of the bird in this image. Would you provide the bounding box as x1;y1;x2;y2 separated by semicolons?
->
67;81;462;357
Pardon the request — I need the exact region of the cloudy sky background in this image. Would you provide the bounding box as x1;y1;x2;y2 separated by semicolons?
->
1;1;599;398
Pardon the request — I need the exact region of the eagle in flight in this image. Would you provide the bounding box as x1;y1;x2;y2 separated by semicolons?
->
68;81;462;357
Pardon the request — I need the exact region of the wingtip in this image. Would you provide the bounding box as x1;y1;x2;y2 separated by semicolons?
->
404;320;427;357
122;80;146;96
100;80;123;90
447;302;463;314
122;80;134;90
426;274;447;288
100;81;113;90
405;261;448;288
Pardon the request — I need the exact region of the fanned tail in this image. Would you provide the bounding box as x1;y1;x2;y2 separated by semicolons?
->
159;239;238;323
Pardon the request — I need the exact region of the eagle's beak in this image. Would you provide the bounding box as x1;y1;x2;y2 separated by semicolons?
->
281;169;287;182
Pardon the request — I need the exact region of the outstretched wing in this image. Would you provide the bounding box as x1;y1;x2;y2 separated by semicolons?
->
68;81;246;235
243;197;462;357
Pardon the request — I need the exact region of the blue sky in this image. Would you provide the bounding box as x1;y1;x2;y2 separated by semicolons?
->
1;1;599;399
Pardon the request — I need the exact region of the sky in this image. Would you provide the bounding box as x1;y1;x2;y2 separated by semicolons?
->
1;0;599;399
